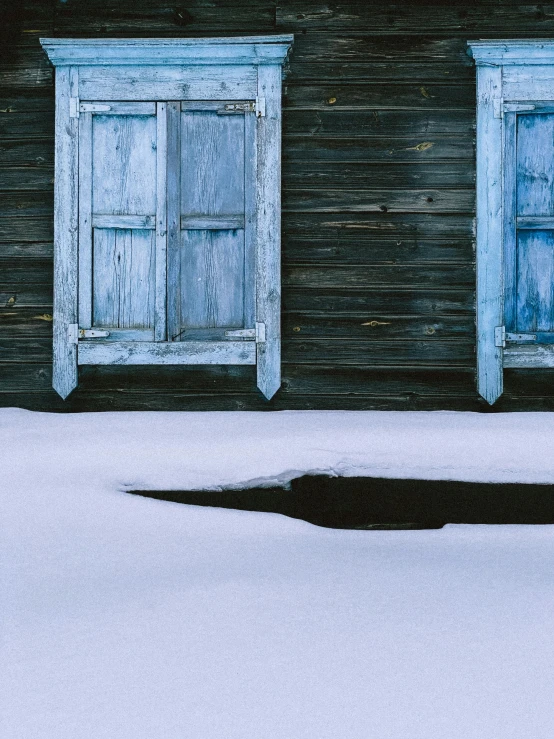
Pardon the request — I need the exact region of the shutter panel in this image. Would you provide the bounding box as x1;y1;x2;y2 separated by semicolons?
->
505;111;554;342
78;102;166;345
169;102;255;343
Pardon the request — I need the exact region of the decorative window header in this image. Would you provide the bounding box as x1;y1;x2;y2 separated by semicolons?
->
469;39;554;66
40;35;294;67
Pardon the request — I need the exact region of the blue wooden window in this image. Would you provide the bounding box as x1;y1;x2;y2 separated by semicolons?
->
40;37;293;400
469;41;554;403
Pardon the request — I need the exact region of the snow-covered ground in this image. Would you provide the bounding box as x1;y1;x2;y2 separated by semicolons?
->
3;408;554;738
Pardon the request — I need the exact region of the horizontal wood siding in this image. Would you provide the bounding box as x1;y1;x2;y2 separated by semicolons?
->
4;0;554;410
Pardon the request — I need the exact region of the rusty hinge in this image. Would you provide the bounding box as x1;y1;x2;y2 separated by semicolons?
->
224;328;256;340
223;323;266;342
219;98;265;117
69;324;110;342
79;329;111;339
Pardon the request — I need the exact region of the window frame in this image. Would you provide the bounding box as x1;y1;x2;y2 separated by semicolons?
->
469;40;554;404
40;36;293;400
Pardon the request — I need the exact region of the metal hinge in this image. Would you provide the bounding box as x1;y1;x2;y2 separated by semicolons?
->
219;98;265;117
79;329;110;339
224;328;256;339
255;322;266;343
68;324;110;342
495;326;538;347
223;323;266;342
493;100;536;119
79;103;111;113
69;97;80;118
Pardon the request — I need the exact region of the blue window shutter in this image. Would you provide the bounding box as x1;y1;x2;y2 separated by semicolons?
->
78;103;162;347
40;37;293;399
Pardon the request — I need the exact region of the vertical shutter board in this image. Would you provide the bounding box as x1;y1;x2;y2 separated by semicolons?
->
181;230;245;329
256;64;282;400
503;112;517;332
244;112;257;328
516;231;554;332
155;102;168;341
179;109;246;332
180;110;245;217
92;112;157;216
476;65;503;405
89;105;158;335
78;111;93;330
515;113;554;334
166;101;181;341
516;114;554;216
53;66;79;399
92;228;155;329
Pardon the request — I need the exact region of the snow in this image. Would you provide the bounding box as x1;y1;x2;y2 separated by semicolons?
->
3;407;554;492
3;408;554;738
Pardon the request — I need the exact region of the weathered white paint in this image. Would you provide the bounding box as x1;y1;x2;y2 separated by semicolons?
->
78;341;256;365
255;64;282;400
52;66;79;399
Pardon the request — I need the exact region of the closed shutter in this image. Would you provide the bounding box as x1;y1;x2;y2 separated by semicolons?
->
504;109;554;346
40;37;293;401
169;101;256;344
78;102;167;346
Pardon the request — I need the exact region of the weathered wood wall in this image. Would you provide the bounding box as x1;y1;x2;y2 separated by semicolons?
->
3;0;554;411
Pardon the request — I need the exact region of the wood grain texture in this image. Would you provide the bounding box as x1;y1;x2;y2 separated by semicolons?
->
256;64;282;399
78;340;256;365
52;66;78;399
473;61;503;404
277;3;554;34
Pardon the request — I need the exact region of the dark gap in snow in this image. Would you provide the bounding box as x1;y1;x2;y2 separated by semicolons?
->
129;476;554;530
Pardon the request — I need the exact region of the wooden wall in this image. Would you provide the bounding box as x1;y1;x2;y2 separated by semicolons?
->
3;0;554;411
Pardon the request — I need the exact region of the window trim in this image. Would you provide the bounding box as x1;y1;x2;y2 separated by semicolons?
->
469;40;554;404
40;36;293;400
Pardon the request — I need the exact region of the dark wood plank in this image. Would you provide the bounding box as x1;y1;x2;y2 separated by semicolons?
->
0;260;53;283
278;3;554;34
283;213;474;237
283;188;474;213
0;192;53;217
283;135;474;161
0;139;54;167
283;338;474;365
0;307;52;335
54;2;276;34
282;236;473;264
284;109;475;136
0;217;53;242
287;62;475;82
283;288;474;314
282;365;476;395
283;264;474;288
0;168;54;192
283;161;475;188
288;34;473;64
0;50;53;88
0;111;54;139
284;83;475;110
0;284;52;307
282;313;474;339
0;337;52;361
0;242;53;258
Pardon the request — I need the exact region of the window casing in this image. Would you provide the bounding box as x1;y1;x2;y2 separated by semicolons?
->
40;36;293;400
469;40;554;403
